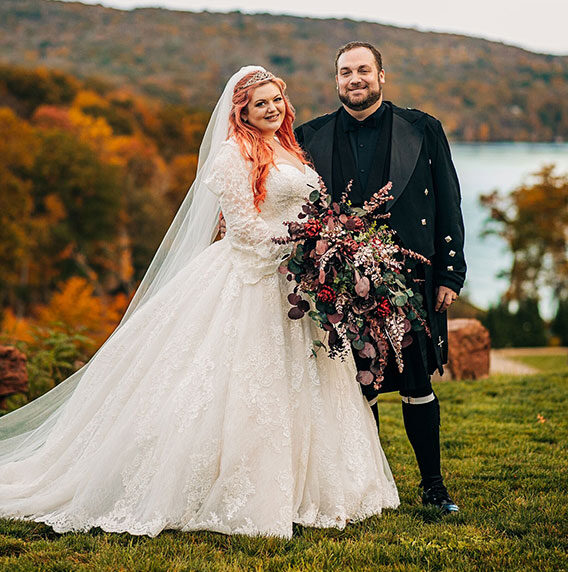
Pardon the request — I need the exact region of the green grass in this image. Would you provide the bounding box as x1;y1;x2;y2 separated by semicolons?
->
509;354;568;373
1;373;567;571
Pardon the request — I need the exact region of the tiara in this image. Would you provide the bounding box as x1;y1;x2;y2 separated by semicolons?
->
240;70;275;89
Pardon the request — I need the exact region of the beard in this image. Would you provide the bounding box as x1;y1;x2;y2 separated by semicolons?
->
338;83;382;111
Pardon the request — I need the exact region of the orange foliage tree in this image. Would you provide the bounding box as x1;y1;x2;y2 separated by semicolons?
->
2;276;129;353
0;65;209;330
0;108;40;310
480;165;568;302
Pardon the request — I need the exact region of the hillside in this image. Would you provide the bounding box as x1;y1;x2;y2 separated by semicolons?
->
1;0;567;141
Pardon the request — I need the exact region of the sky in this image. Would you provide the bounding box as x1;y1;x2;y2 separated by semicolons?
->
62;0;568;55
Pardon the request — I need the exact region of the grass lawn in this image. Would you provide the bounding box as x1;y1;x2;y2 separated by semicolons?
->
1;372;567;571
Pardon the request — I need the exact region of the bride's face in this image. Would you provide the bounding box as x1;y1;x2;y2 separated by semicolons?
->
242;82;286;138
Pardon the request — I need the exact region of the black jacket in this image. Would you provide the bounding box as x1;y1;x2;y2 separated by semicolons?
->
295;102;466;373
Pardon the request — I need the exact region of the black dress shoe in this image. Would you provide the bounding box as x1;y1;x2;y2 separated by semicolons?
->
421;481;459;513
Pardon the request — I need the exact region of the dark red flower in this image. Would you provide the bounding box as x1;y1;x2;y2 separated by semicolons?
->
340;237;359;256
317;285;337;303
345;216;365;232
376;297;391;318
323;209;335;225
304;218;323;238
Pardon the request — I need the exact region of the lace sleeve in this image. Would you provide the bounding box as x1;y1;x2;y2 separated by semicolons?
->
205;141;289;282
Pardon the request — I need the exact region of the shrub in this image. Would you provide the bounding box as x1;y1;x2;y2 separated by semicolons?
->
1;325;94;412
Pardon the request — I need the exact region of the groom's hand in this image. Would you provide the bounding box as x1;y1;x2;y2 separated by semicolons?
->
213;212;226;242
435;285;458;312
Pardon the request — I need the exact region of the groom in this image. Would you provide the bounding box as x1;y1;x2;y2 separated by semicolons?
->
295;41;466;512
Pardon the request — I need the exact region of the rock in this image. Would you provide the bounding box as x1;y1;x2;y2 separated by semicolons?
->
445;319;491;380
0;345;28;407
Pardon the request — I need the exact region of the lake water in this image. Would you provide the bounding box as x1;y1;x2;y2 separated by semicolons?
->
450;142;568;318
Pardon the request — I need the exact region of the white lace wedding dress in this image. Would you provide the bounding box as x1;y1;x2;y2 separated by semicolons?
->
0;139;399;538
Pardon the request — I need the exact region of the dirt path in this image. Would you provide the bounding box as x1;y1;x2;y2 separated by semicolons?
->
489;350;539;375
494;347;568;357
489;347;567;375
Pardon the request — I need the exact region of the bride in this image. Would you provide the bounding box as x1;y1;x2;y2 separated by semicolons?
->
0;66;399;538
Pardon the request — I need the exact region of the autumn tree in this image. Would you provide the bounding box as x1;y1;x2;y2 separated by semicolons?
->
28;129;123;298
480;165;568;303
0;64;210;318
0;65;79;118
0;108;40;311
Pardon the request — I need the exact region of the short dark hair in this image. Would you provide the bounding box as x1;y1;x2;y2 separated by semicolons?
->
335;42;383;75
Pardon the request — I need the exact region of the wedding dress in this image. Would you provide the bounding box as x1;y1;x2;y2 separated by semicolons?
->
0;65;399;538
0;139;398;538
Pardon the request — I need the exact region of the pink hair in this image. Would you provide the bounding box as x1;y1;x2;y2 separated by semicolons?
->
228;72;308;211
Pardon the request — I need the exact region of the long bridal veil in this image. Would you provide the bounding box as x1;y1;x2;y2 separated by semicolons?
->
0;65;267;464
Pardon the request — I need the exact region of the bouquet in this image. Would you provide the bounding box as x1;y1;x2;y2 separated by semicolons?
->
273;179;431;390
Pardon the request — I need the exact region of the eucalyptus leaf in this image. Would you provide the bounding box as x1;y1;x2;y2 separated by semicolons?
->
356;370;374;386
287;293;301;305
394;294;408;306
359;342;376;359
288;260;302;274
327;312;343;324
288;307;305;320
352;338;365;350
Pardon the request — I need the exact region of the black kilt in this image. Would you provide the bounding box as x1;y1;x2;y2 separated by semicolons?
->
356;261;438;398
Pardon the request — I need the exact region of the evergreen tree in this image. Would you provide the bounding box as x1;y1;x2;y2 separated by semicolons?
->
483;302;514;348
484;299;548;347
551;298;568;346
511;299;548;347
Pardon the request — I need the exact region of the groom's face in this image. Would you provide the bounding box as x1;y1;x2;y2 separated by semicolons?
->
336;47;385;112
